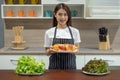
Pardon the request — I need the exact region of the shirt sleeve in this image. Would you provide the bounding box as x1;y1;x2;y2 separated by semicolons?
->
74;29;81;43
44;31;51;47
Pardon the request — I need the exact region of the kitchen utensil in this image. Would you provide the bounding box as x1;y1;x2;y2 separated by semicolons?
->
12;26;26;50
99;35;106;42
99;27;108;35
99;34;110;50
98;27;110;50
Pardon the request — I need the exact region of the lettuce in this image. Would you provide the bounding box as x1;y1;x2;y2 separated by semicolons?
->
15;56;45;74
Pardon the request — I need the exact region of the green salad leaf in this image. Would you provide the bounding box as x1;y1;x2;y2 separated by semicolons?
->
82;58;109;73
15;56;45;74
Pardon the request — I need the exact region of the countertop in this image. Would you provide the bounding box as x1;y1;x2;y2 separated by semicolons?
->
0;47;119;55
0;70;120;80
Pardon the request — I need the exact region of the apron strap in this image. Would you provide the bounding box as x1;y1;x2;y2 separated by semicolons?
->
52;27;57;45
68;26;74;40
53;27;57;39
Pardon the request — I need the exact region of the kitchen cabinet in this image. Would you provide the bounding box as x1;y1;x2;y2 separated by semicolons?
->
1;54;120;70
43;4;84;19
1;0;120;19
0;54;84;70
1;1;84;19
85;0;120;19
76;55;85;69
1;5;43;19
0;55;49;70
42;0;85;19
42;0;85;5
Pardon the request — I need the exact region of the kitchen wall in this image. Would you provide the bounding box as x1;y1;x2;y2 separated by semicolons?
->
1;0;120;50
4;19;120;51
0;1;4;48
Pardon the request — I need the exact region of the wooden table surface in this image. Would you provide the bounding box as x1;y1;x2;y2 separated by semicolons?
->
0;70;120;80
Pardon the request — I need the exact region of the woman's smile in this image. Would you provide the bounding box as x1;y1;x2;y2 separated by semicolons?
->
60;19;66;23
55;8;68;27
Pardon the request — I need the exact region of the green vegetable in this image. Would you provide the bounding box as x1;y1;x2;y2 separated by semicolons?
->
15;56;45;74
82;58;109;73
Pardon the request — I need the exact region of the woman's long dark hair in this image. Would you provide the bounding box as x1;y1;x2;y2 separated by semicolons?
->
53;3;72;27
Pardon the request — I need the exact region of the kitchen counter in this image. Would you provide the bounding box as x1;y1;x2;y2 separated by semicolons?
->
0;70;120;80
0;47;119;55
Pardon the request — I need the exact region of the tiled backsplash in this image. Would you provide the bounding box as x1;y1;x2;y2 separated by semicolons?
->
4;19;120;50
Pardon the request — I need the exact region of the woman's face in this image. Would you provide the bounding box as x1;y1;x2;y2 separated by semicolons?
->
55;8;68;27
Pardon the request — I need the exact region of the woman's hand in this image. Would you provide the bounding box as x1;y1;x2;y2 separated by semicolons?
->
46;47;55;55
74;43;80;54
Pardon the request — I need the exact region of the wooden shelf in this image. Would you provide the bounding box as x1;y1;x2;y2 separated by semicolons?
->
1;5;43;18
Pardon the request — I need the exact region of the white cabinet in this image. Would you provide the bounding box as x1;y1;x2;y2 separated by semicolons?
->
2;0;119;19
1;54;120;70
43;4;84;19
76;55;85;69
0;54;85;70
0;55;49;70
42;0;85;4
1;5;43;19
85;0;120;19
39;55;49;69
84;55;120;66
1;0;85;19
0;54;84;70
42;0;85;18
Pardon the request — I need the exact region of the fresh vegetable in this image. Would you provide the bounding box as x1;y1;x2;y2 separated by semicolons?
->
15;56;45;74
82;58;110;73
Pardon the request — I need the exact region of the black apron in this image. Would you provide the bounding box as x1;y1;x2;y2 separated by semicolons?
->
49;27;76;70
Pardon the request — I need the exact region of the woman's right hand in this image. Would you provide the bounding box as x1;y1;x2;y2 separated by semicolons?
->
46;47;55;55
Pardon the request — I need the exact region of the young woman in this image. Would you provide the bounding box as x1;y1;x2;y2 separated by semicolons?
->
44;3;81;70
